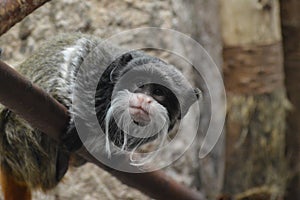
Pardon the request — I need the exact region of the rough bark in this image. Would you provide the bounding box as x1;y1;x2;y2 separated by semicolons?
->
280;0;300;199
220;0;288;199
0;0;51;35
171;1;224;199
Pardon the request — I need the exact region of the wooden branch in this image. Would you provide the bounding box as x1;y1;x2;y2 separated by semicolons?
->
280;0;300;199
0;59;205;200
0;0;51;35
220;0;287;199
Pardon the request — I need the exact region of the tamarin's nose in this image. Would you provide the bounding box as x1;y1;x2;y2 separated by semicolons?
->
137;94;152;104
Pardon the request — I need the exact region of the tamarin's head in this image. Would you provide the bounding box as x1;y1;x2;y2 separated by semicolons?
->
97;52;200;160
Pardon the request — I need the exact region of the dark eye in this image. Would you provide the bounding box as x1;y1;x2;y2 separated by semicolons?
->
138;83;145;89
153;88;164;96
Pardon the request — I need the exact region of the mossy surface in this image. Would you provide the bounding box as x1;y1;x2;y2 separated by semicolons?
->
224;89;290;199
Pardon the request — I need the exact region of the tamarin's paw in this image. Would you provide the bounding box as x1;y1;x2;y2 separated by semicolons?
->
56;148;70;182
61;123;87;168
62;122;83;152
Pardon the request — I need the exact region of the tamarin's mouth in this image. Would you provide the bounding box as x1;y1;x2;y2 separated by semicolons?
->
129;105;149;114
129;106;150;126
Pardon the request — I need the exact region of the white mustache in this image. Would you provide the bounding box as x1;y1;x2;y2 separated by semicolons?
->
105;90;170;165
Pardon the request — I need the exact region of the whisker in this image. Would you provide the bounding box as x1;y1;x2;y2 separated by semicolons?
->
105;89;170;166
105;107;113;158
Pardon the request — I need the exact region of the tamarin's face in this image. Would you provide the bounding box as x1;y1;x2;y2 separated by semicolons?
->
105;83;179;153
106;83;180;153
128;83;180;127
96;53;199;158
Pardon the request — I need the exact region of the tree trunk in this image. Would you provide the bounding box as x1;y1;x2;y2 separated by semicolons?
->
165;1;224;198
180;1;225;199
220;0;288;199
280;0;300;199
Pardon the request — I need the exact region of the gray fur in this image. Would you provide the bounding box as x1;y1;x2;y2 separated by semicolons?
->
0;33;198;191
0;33;100;190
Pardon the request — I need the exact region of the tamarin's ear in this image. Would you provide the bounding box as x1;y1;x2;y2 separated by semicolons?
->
110;53;133;82
178;88;202;120
119;52;133;65
0;48;3;58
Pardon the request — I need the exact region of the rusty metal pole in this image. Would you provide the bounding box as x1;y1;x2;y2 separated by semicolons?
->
0;60;205;200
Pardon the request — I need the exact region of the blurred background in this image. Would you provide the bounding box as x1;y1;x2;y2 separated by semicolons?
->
0;0;299;199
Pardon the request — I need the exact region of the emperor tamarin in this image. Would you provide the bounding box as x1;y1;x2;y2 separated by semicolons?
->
0;33;199;199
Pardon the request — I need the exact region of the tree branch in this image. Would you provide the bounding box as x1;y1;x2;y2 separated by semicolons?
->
0;0;51;35
0;59;206;200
